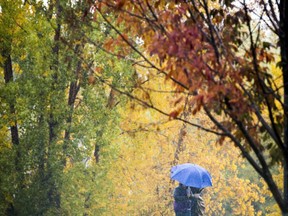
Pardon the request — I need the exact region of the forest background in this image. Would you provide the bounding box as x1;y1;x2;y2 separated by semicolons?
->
0;0;287;215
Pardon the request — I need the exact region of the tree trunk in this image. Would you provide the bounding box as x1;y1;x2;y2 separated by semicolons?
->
3;54;20;156
3;53;21;216
280;0;288;214
63;58;81;166
46;0;62;210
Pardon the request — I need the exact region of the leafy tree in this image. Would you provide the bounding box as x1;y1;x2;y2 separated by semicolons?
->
0;0;136;214
92;0;288;214
106;68;277;215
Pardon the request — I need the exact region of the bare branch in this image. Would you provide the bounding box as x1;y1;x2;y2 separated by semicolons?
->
239;83;284;150
203;105;264;175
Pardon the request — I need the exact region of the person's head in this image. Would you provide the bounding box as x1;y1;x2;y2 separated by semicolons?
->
179;183;185;188
191;186;204;193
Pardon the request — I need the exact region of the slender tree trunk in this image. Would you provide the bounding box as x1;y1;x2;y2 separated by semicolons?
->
3;53;21;216
280;0;288;214
63;59;81;166
3;54;20;157
173;98;191;164
173;120;187;164
47;0;62;210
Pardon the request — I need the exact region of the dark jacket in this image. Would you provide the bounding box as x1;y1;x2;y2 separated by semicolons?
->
173;185;191;216
190;187;205;216
173;186;206;216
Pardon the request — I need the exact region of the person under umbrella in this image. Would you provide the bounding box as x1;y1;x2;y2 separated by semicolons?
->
173;183;205;216
188;187;205;216
173;183;192;216
171;163;212;215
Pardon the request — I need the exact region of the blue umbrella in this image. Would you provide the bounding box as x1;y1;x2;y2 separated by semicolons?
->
171;163;212;188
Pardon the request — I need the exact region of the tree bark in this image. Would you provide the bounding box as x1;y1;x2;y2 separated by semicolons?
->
2;53;20;216
3;54;20;150
280;0;288;214
63;58;81;166
47;0;62;210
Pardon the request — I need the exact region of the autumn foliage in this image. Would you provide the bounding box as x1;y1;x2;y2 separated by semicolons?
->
111;73;279;215
1;0;288;215
94;0;288;214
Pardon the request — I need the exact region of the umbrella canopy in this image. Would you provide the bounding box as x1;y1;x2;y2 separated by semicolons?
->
171;163;212;188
